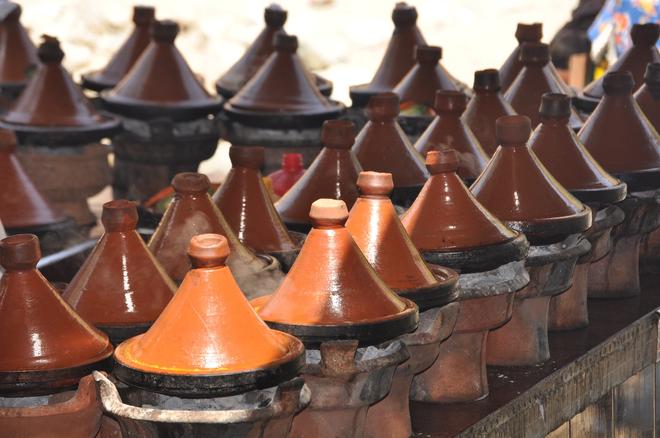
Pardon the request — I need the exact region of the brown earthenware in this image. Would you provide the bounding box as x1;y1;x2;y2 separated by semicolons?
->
471;115;592;244
463;68;517;156
578;71;660;191
212;145;299;253
114;234;304;397
252;199;419;346
81;6;155;92
63;200;176;343
529;93;627;204
635;62;660;132
101;20;223;121
275;120;362;231
414;90;489;181
0;234;112;394
349;2;426;107
0;3;37;91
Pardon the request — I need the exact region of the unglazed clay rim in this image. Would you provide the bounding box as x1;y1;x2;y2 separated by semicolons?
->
395;264;459;311
525;233;592;268
0;116;121;146
504;205;592;245
100;91;225;122
570;180;627;204
223;100;345;130
216;73;333;99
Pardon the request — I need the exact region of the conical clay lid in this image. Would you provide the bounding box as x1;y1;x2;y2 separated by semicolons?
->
471;115;592;244
0;235;112;382
414;90;489;181
349;2;426;106
253;199;418;346
115;234;303;395
635;62;660;132
0;3;37;88
212;145;298;253
81;6;155;91
529;93;626;204
63;200;175;329
579;71;660;191
276;120;362;229
0;129;67;230
463;68;517;156
352;93;428;188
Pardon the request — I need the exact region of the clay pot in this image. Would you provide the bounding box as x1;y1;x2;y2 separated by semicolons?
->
81;6;155;92
463;68;517;156
114;234;304;397
471;115;592;245
634;62;660;132
352;93;428;206
414;90;489;182
0;2;38;100
578;71;660;192
275;119;362;231
529;93;627;204
349;2;426;107
268;153;306;197
62;200;176;344
253;199;419;347
0;234;112;395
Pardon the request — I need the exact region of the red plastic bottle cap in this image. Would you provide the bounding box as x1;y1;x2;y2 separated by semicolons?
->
37;35;64;64
416;45;442;64
630;23;660;47
172;172;211;193
101;200;139;232
273;32;298;53
496;115;532;145
357;171;394;197
473;69;501;92
539;93;571;120
151;20;179;43
0;234;41;271
133;5;155;25
602;71;635;95
392;2;418;27
0;129;17;153
434;90;467;113
264;4;287;28
519;42;549;66
282;153;303;172
515;23;543;43
425;147;459;174
229;146;265;170
321;119;356;149
187;234;230;268
366;92;400;121
309;198;349;227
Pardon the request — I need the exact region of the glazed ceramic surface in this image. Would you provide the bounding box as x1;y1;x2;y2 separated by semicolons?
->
635;62;660;132
0;3;37;87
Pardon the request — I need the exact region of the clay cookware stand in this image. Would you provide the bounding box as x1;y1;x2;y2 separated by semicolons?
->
0;2;37;104
212;145;303;271
223;32;343;175
578;71;660;297
401;148;530;403
352;93;428;207
63;200;176;344
529;93;627;330
471;115;592;366
635;62;660;132
252;199;418;437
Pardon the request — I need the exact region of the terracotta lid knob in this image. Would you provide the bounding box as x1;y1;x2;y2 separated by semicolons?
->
539;93;571;120
4;3;21;22
172;172;210;194
101;200;138;232
229;145;265;169
133;5;155;25
151;20;179;44
366;92;400;121
416;45;442;65
37;35;64;64
321;119;355;149
282;153;303;171
264;4;287;28
496;115;532;146
425;147;459;174
0;128;17;153
630;23;659;47
602;71;634;95
473;69;501;92
515;22;543;43
434;90;467;113
644;63;660;88
519;42;549;66
187;234;230;269
357;171;394;197
392;2;418;27
0;234;40;271
273;32;298;53
310;198;349;227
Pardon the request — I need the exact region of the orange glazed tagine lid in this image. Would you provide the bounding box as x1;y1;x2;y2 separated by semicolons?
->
114;234;304;397
0;2;38;93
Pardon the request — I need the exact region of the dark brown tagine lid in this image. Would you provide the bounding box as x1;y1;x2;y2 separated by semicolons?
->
401;147;527;272
463;68;517;156
393;45;458;109
0;2;38;90
349;2;426;107
0;234;113;395
0;35;119;144
114;234;304;397
529;93;627;204
414;90;489;181
252;199;418;347
81;6;155;92
276;119;362;230
212;145;299;254
225;32;342;128
634;62;660;132
352;93;428;188
579;70;660;191
345;171;458;310
62;200;176;341
471;115;592;244
0;129;67;230
504;42;582;130
101;19;223;121
148;172;266;284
